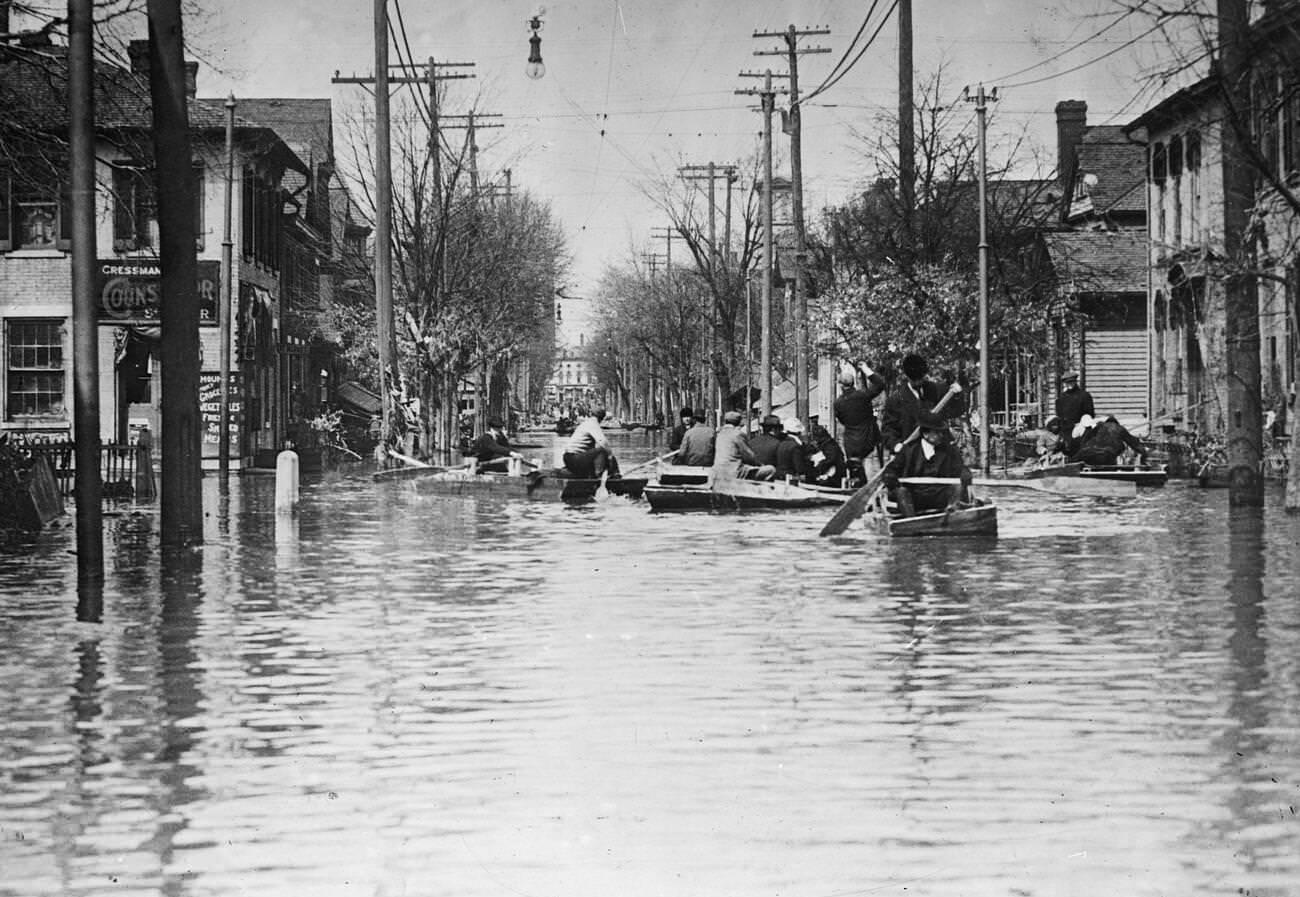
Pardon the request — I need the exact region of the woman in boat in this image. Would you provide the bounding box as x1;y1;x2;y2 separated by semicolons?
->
1068;414;1148;467
470;417;522;472
776;417;811;481
881;411;973;517
562;408;621;478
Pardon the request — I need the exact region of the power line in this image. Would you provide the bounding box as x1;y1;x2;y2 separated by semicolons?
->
803;0;899;104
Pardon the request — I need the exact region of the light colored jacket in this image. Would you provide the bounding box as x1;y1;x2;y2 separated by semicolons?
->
711;424;758;479
565;416;608;454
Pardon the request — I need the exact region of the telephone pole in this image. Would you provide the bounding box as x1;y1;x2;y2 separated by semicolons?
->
964;84;997;475
755;25;829;424
898;0;915;266
736;73;788;418
679;163;739;420
650;226;676;271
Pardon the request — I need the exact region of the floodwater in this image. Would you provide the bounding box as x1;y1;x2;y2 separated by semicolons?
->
2;431;1299;897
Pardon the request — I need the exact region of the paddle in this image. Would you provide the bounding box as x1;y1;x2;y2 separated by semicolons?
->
818;383;963;537
622;449;679;477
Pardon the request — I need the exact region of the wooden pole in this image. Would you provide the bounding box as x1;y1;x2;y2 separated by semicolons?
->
68;0;103;583
374;0;396;459
147;0;203;545
761;71;774;418
218;94;235;479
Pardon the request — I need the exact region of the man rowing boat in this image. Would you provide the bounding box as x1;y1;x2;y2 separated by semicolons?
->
881;410;972;517
562;408;621;478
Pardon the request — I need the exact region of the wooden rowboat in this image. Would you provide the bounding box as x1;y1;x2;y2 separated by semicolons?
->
644;466;850;511
375;465;646;503
867;484;998;537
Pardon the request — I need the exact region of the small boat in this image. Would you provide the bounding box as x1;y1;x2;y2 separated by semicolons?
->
376;465;646;503
644;466;850;511
1077;464;1168;487
867;487;998;537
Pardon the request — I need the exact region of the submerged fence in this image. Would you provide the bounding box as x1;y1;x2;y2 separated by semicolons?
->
22;441;156;502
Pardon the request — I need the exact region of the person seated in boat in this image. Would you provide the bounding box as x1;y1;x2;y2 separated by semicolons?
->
880;353;962;455
776;417;811;481
834;362;887;481
668;406;694;453
804;418;848;486
562;408;621;478
470;416;523;472
882;410;973;517
749;415;785;468
677;410;716;466
1068;414;1148;467
713;410;776;481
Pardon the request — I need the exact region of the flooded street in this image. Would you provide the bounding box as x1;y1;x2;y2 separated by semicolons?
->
3;434;1300;897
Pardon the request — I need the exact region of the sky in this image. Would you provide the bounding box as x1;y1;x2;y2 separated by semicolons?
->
24;0;1190;337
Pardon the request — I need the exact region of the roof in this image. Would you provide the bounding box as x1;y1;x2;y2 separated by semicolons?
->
1043;228;1149;294
228;98;334;169
1074;126;1146;216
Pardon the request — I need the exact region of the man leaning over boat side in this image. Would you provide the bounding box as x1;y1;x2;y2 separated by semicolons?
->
471;416;522;472
677;410;716;466
880;353;961;455
712;410;776;481
562;408;621;478
881;410;973;517
1068;414;1148;468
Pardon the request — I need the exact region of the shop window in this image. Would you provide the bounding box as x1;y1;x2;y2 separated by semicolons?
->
5;319;66;419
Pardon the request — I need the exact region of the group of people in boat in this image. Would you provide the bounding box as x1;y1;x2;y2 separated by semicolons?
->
1045;370;1149;467
668;406;849;487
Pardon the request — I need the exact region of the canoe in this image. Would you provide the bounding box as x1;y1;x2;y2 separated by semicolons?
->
645;473;850;511
867;489;998;537
1077;464;1168;487
376;466;646;502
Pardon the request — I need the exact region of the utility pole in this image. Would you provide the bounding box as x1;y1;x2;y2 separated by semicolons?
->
147;0;203;546
219;94;235;481
440;112;504;198
898;0;915;267
1217;0;1264;506
69;0;102;588
964;84;997;475
650;226;675;271
679;162;738;421
736;72;788;418
755;25;830;424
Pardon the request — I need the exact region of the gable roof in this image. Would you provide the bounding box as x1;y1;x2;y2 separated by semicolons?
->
1043;228;1148;294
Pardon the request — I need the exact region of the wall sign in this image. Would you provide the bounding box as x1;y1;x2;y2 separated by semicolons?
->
96;259;221;324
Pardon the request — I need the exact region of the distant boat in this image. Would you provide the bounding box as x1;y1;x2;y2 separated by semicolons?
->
375;465;645;503
644;465;849;511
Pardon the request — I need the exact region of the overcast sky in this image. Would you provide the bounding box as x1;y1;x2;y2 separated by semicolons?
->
24;1;1186;335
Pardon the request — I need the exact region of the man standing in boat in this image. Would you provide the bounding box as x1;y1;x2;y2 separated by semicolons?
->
881;411;973;517
470;416;523;472
713;410;776;481
562;408;621;478
833;362;887;483
1054;370;1095;432
881;353;961;454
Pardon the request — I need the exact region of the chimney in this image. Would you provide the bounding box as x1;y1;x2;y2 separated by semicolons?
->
1055;100;1088;184
185;61;198;99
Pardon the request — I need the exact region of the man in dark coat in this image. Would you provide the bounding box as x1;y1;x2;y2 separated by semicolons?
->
833;363;887;480
881;410;973;517
470;417;521;471
748;414;785;467
880;353;959;453
1054;371;1095;432
676;411;715;466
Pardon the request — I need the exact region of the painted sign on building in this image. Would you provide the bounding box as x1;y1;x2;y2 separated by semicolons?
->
199;371;242;453
95;259;220;324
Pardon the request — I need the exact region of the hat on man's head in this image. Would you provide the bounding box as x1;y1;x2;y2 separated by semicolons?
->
1060;370;1080;382
723;410;743;425
917;410;948;432
901;353;929;380
487;416;504;428
679;406;694;419
761;414;782;429
783;417;804;435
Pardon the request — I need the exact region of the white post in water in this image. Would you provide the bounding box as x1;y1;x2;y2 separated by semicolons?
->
275;444;299;512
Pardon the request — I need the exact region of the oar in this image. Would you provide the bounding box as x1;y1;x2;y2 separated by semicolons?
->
818;383;963;537
622;449;679;477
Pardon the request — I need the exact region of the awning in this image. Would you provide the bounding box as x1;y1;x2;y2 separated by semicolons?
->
337;380;381;416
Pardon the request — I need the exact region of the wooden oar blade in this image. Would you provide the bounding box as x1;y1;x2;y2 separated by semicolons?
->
818;475;883;537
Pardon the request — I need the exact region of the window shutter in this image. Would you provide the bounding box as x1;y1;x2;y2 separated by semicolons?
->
0;170;11;252
58;181;72;251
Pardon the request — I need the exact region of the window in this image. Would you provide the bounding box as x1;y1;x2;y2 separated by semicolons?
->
1;167;71;252
193;161;206;251
5;319;66;419
112;162;156;251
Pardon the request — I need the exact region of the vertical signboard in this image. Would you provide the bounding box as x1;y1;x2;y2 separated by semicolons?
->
199;371;242;458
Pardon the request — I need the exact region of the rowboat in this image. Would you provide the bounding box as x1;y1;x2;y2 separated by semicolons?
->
644;465;850;511
975;460;1139;497
867;483;998;537
1076;464;1168;487
375;465;647;503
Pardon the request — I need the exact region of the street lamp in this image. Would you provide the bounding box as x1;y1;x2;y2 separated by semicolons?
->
525;16;545;80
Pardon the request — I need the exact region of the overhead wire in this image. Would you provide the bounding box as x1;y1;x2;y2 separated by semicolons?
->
802;0;899;105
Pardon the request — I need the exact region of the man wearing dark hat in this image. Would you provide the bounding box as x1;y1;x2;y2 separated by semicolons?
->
668;406;694;453
833;361;887;482
880;353;959;454
1054;370;1095;432
470;416;522;472
712;410;776;480
749;414;785;468
881;410;973;517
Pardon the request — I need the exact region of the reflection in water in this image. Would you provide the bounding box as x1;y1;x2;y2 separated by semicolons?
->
2;467;1300;897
